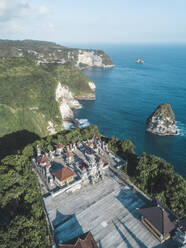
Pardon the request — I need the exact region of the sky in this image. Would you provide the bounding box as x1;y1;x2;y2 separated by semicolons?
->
0;0;186;44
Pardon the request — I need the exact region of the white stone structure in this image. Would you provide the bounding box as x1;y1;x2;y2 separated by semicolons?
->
37;145;41;156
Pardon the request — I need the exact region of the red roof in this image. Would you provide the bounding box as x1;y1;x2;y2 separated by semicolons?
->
66;152;74;157
53;167;76;181
88;141;93;146
38;156;49;163
102;160;108;165
79;163;86;170
59;231;98;248
56;144;64;149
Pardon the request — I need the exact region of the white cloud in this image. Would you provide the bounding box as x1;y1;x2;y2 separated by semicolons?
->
0;1;53;41
0;0;30;22
39;6;49;16
48;23;54;29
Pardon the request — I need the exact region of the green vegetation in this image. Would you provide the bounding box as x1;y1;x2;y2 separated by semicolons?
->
0;57;93;138
0;39;72;61
0;154;50;248
0;125;100;247
32;125;101;153
107;136;186;218
94;49;114;66
0;57;60;137
133;153;186;218
54;63;92;96
0;130;40;161
0;125;185;247
0;39;114;67
0;39;114;138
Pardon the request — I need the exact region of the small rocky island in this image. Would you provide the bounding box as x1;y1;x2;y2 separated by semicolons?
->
146;103;178;135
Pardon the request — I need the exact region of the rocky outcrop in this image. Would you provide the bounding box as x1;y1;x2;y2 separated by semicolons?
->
47;121;56;135
88;82;96;91
56;83;79;122
55;82;96;129
56;83;80;109
146;103;177;135
56;82;93;129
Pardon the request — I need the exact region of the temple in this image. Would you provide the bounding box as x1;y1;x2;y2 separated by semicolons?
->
52;167;76;186
59;231;98;248
139;199;178;243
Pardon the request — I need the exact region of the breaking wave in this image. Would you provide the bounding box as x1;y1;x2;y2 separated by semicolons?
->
63;118;90;130
176;121;186;137
76;104;83;109
63;121;74;130
76;118;90;128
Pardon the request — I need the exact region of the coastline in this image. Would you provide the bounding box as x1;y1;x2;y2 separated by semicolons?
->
73;44;186;179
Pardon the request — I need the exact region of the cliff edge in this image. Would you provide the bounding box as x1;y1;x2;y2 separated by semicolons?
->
146;103;177;135
0;40;114;68
0;40;114;138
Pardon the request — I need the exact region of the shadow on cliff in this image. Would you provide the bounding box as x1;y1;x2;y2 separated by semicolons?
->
0;129;40;160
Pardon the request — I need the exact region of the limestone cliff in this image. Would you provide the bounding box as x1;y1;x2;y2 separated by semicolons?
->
55;83;78;124
0;57;96;137
55;82;96;128
0;40;113;137
77;50;114;68
146;103;177;135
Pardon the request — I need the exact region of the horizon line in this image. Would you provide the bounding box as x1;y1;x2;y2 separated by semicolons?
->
1;38;186;46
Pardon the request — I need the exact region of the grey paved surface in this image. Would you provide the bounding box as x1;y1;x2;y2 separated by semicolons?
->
44;172;165;248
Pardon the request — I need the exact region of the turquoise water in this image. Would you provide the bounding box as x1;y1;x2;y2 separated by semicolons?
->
74;44;186;178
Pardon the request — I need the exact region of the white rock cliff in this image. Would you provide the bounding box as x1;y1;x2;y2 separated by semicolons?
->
77;50;114;68
55;83;80;122
88;81;96;91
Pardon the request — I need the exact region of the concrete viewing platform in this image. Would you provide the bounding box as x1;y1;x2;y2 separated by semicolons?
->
44;172;169;248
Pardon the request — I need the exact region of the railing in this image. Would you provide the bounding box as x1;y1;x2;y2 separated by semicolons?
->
109;165;151;201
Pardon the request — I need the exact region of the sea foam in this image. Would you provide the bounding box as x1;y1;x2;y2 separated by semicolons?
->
76;118;90;128
176;121;186;137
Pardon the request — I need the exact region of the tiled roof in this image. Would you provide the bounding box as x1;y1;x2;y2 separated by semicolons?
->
59;231;98;248
102;160;108;165
139;200;177;235
88;142;93;146
38;156;49;163
66;152;74;157
53;167;76;181
79;163;87;170
56;144;64;149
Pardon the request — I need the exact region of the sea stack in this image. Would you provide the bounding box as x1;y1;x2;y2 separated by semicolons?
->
146;103;177;135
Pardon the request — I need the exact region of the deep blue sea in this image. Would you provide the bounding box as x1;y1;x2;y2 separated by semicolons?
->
71;44;186;178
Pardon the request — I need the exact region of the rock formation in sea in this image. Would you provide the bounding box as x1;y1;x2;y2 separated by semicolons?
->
146;103;177;135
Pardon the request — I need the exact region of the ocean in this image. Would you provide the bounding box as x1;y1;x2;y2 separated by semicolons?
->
72;43;186;178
